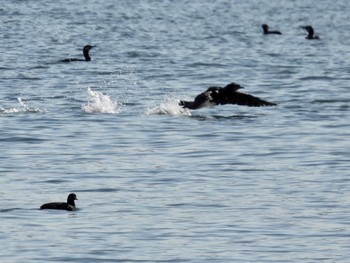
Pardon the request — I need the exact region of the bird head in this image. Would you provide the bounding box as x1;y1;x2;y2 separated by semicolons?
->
83;45;96;51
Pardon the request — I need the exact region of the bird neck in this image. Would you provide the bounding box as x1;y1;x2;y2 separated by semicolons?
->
308;29;314;38
67;198;76;206
83;49;91;61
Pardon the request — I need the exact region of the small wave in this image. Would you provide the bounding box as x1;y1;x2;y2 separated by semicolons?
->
81;87;122;114
0;98;44;114
146;95;191;116
0;208;25;213
76;188;119;193
299;76;334;81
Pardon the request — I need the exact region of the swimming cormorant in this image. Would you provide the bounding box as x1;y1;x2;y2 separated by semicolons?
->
262;24;282;35
60;45;95;62
40;193;78;211
179;82;277;110
301;26;319;40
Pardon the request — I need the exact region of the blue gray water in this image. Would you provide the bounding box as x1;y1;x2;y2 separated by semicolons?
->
1;0;350;262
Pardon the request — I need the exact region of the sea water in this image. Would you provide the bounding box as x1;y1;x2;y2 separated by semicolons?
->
1;0;350;262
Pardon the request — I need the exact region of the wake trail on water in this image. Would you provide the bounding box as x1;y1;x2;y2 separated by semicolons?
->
82;87;122;114
0;98;44;114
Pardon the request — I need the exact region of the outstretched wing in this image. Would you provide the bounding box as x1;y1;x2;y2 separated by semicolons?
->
221;91;277;107
180;90;216;109
179;84;276;109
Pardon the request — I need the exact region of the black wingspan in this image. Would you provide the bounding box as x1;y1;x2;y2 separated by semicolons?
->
180;82;276;110
216;90;277;107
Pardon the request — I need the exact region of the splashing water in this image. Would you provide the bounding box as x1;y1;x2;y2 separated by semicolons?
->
146;95;191;116
82;87;121;114
0;98;43;114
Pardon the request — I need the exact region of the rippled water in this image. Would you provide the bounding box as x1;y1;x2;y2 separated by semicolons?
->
1;0;350;262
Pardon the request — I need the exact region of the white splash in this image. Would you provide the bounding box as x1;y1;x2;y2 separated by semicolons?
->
0;98;43;114
146;95;191;116
82;87;121;114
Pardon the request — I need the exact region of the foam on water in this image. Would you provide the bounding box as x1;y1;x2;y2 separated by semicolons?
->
81;87;122;114
146;95;191;116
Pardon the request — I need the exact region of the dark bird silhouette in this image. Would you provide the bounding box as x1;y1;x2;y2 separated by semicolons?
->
262;24;282;35
179;82;277;110
40;193;78;211
60;45;95;62
301;26;319;40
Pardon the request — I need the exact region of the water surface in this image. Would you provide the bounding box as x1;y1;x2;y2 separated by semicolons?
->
1;0;350;262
